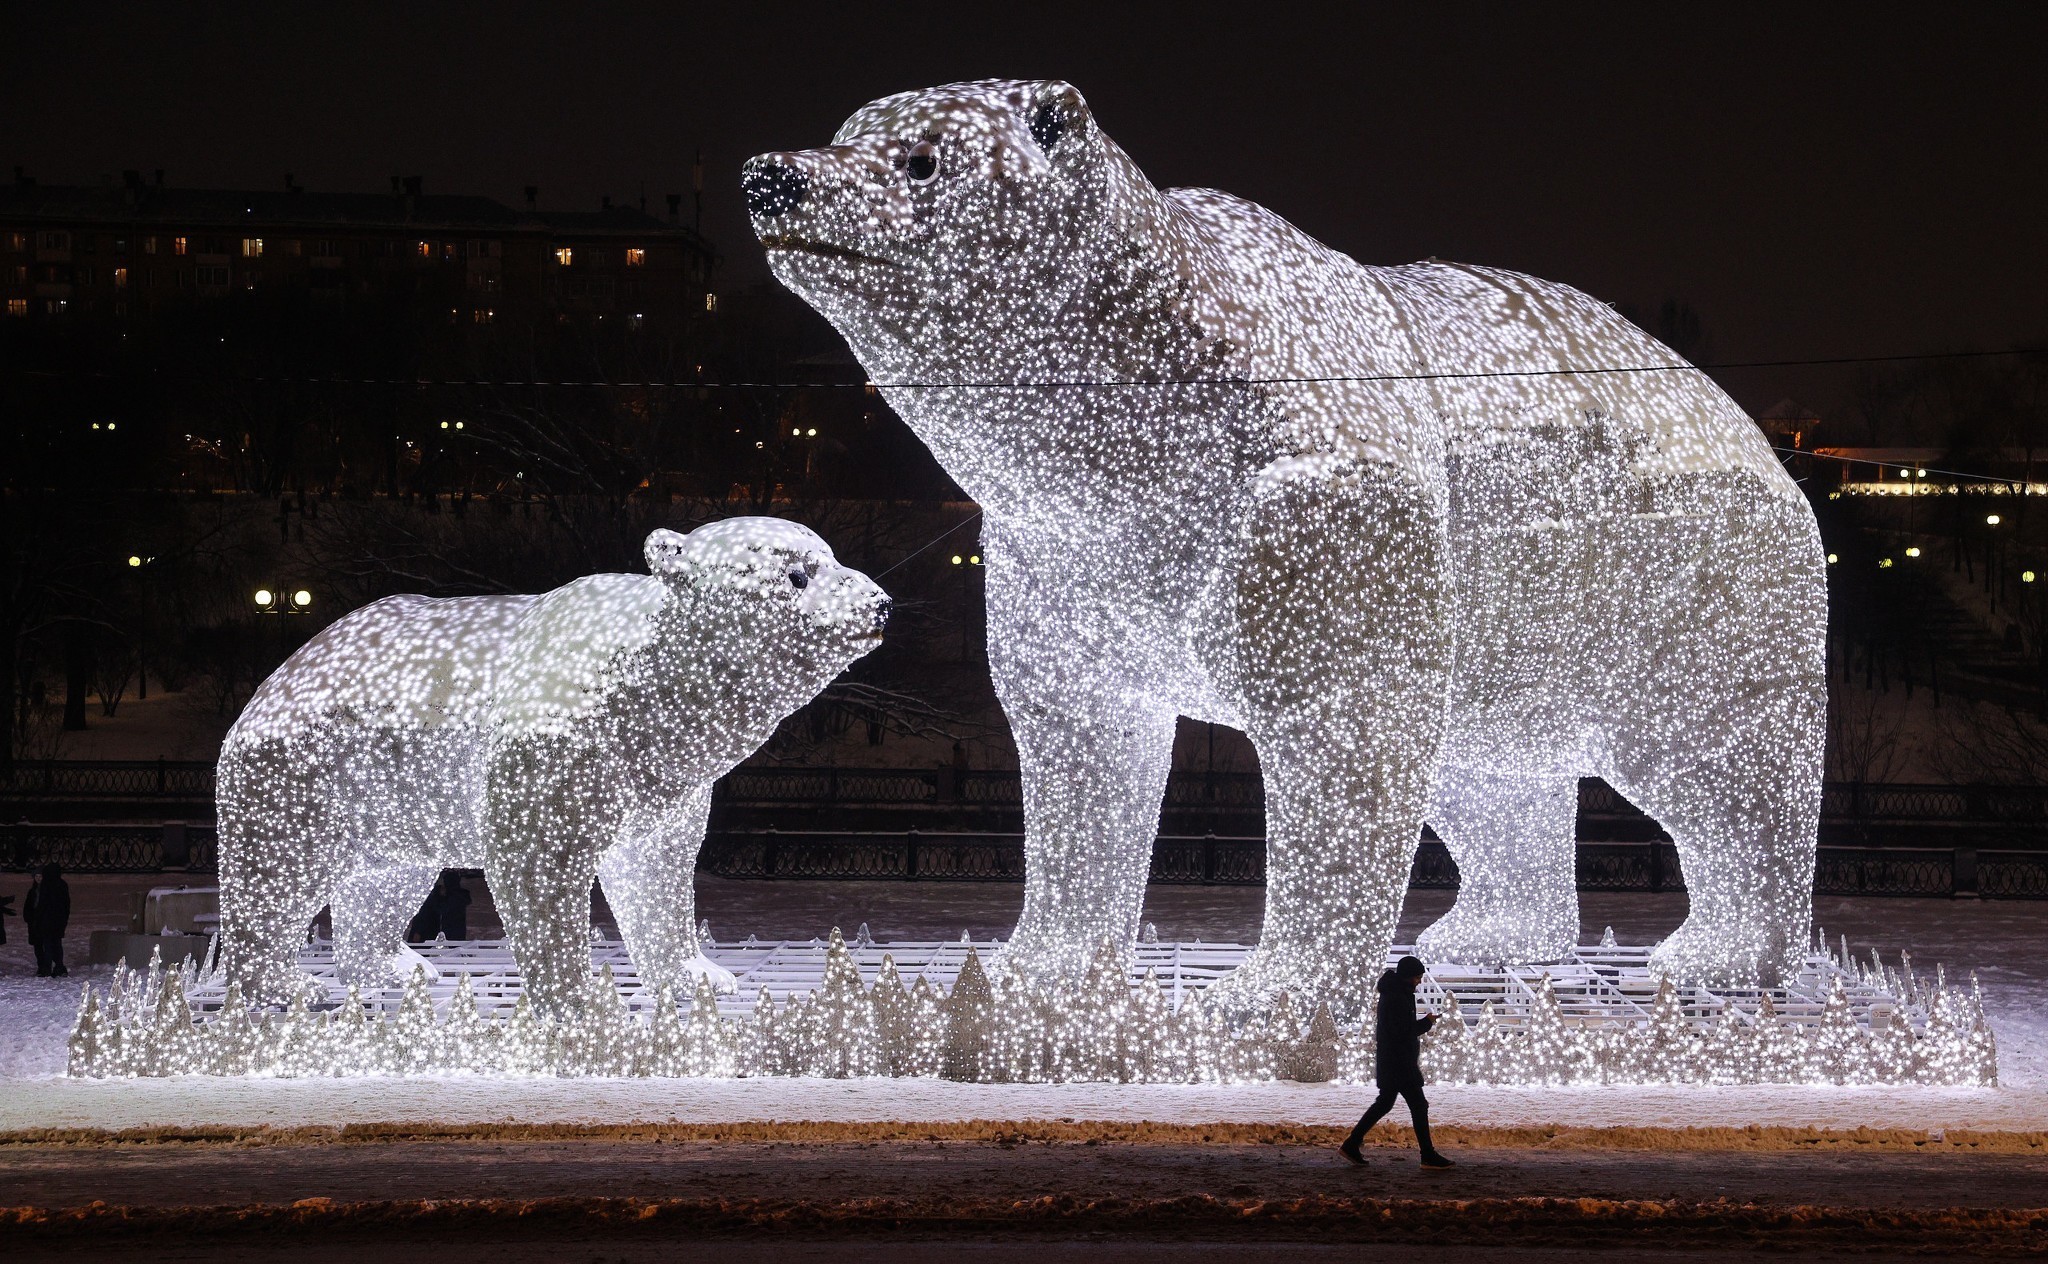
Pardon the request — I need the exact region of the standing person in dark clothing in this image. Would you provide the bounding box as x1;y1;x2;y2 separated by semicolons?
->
1341;955;1452;1168
24;863;72;977
436;872;472;941
406;878;444;943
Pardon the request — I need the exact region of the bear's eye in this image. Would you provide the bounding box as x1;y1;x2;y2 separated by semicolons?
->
1030;103;1067;151
905;140;939;186
786;567;809;590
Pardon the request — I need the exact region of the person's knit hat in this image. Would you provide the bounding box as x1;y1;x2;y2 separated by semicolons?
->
1396;955;1425;978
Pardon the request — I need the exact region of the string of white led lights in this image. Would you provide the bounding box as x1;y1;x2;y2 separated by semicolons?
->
68;929;1996;1085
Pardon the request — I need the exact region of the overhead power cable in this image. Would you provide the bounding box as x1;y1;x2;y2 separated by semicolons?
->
9;343;2047;390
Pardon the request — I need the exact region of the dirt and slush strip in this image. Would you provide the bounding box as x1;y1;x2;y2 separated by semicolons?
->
4;1119;2044;1151
5;1123;2045;1254
5;1192;2048;1254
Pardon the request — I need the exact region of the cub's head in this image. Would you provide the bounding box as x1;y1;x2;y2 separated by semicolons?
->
744;80;1162;378
644;518;889;690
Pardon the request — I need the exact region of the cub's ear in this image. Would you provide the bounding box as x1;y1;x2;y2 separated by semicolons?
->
643;528;693;577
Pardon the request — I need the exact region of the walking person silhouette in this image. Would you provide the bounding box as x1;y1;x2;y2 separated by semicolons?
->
1341;955;1453;1168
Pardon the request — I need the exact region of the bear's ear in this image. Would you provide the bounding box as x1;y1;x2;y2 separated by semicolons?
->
643;528;694;577
1030;82;1091;154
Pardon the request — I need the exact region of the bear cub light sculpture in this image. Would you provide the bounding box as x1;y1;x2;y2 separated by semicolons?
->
217;518;889;1018
747;80;1828;1014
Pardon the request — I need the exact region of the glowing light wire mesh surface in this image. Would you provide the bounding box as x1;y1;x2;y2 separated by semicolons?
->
214;518;889;1018
745;79;1828;1014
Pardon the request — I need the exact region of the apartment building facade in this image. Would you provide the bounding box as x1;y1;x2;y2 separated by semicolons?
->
0;170;717;334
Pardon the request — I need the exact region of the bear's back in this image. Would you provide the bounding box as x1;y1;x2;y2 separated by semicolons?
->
226;592;539;750
1164;187;1794;501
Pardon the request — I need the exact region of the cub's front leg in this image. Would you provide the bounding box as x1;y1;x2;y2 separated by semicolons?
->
597;783;737;1000
483;737;612;1021
985;539;1177;981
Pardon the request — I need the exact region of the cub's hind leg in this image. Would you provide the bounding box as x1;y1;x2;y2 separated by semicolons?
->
215;745;338;1007
1417;768;1580;967
332;862;445;990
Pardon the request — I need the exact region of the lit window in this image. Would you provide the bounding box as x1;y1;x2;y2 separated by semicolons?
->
704;292;717;312
628;312;644;330
626;247;645;267
114;267;128;289
472;308;495;324
555;247;573;267
442;242;459;261
242;238;263;258
173;236;188;256
417;241;433;258
144;236;159;255
5;298;25;317
5;233;24;252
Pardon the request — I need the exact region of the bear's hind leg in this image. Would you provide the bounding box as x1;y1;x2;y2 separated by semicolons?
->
332;862;443;990
1607;685;1822;987
1416;768;1580;967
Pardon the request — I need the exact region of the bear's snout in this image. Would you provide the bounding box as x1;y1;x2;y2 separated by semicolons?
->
873;598;892;631
743;159;809;219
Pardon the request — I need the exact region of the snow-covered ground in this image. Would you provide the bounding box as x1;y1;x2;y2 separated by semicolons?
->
2;875;2043;1131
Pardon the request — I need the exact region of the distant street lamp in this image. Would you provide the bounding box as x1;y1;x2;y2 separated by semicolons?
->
255;587;314;614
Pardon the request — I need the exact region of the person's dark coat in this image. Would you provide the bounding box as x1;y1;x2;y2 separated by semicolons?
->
407;882;444;943
437;875;472;941
25;867;69;940
1372;968;1437;1088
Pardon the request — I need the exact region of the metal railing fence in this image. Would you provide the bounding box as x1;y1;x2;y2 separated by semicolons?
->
5;820;2041;898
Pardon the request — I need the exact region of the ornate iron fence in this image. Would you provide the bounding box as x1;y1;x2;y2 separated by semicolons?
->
15;760;2048;833
3;819;2044;896
0;760;216;800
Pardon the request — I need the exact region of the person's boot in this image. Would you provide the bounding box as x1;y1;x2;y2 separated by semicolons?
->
1420;1150;1455;1169
1339;1139;1366;1165
52;964;67;977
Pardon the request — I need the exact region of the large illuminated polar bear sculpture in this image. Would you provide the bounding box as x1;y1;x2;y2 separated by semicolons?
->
747;80;1827;1009
217;519;890;1017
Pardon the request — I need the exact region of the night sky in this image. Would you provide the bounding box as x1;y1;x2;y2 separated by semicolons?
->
9;2;2045;417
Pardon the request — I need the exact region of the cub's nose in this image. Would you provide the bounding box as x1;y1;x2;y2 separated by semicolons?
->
872;599;892;631
743;160;808;219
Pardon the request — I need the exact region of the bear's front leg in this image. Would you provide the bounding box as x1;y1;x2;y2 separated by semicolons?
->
597;784;737;1000
484;738;611;1022
1206;458;1452;1020
985;544;1178;981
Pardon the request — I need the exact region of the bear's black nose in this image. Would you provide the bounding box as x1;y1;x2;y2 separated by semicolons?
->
743;162;808;219
872;599;891;630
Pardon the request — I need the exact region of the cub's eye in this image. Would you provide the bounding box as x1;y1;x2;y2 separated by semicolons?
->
786;568;809;590
905;140;939;186
1030;103;1067;151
